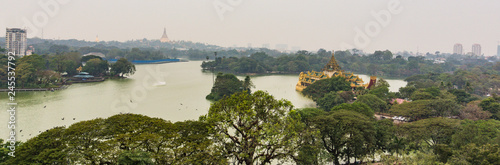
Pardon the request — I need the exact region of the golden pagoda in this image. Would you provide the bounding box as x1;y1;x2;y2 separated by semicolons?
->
295;51;377;91
160;28;170;43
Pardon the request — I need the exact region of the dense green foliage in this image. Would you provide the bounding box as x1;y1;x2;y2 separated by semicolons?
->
479;95;500;120
315;110;376;165
201;51;315;73
2;114;224;164
80;55;102;62
290;59;500;164
404;67;500;96
110;48;167;61
110;58;136;77
12;54;62;88
301;76;351;100
356;94;388;113
204;91;309;164
199;49;496;82
206;73;253;101
83;58;109;76
331;102;374;117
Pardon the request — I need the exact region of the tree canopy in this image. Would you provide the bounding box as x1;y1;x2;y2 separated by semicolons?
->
82;58;109;76
314;110;376;165
111;58;136;77
3;114;224;164
302;76;351;100
204;91;308;164
206;73;253;101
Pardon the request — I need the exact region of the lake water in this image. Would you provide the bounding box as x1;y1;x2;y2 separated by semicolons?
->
0;61;406;141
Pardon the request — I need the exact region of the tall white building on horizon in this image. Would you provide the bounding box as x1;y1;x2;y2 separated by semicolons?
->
5;28;27;56
453;43;463;55
497;45;500;57
472;44;481;56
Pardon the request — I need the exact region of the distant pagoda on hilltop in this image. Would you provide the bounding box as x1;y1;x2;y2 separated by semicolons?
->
160;28;170;43
296;51;377;91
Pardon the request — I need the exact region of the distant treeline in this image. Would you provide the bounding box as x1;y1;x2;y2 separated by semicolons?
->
201;49;495;79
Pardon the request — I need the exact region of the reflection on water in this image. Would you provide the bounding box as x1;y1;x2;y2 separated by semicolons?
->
0;61;406;141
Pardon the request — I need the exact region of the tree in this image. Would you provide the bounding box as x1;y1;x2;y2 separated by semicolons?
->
50;52;82;73
206;73;252;101
50;53;65;72
479;97;500;120
390;100;434;120
314;110;376;165
373;119;395;158
0;139;15;162
295;108;326;164
410;90;434;101
18;54;45;70
369;78;390;101
448;89;476;104
111;58;136;77
448;144;500;165
48;44;70;54
83;58;109;76
331;102;374;118
15;62;36;88
242;75;254;93
356;94;388;113
459;103;492;120
316;91;347;111
400;117;459;150
302;76;351;100
170;120;226;164
6;113;224;164
428;99;460;117
401;147;441;165
204;91;307;165
63;60;79;76
4;127;67;164
451;119;500;150
81;55;102;62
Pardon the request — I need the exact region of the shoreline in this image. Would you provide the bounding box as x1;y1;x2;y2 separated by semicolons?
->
0;85;69;92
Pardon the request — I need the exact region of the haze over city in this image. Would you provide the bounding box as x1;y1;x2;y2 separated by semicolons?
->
2;0;500;55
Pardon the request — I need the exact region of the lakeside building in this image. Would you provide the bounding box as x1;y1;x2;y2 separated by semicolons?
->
296;51;377;91
5;28;27;56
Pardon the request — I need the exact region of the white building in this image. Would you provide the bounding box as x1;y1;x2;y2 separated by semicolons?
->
472;44;481;56
453;43;463;55
497;45;500;57
5;28;27;56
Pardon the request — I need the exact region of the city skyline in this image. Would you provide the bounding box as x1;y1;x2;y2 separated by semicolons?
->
1;1;500;55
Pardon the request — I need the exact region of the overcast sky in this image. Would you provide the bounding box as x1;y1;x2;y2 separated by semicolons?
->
2;0;500;55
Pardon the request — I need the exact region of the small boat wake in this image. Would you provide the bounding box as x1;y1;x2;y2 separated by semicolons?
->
153;81;166;86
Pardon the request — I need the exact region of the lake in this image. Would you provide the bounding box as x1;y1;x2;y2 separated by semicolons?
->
0;61;406;141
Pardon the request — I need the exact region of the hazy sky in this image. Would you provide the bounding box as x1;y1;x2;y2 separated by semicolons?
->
2;0;500;55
